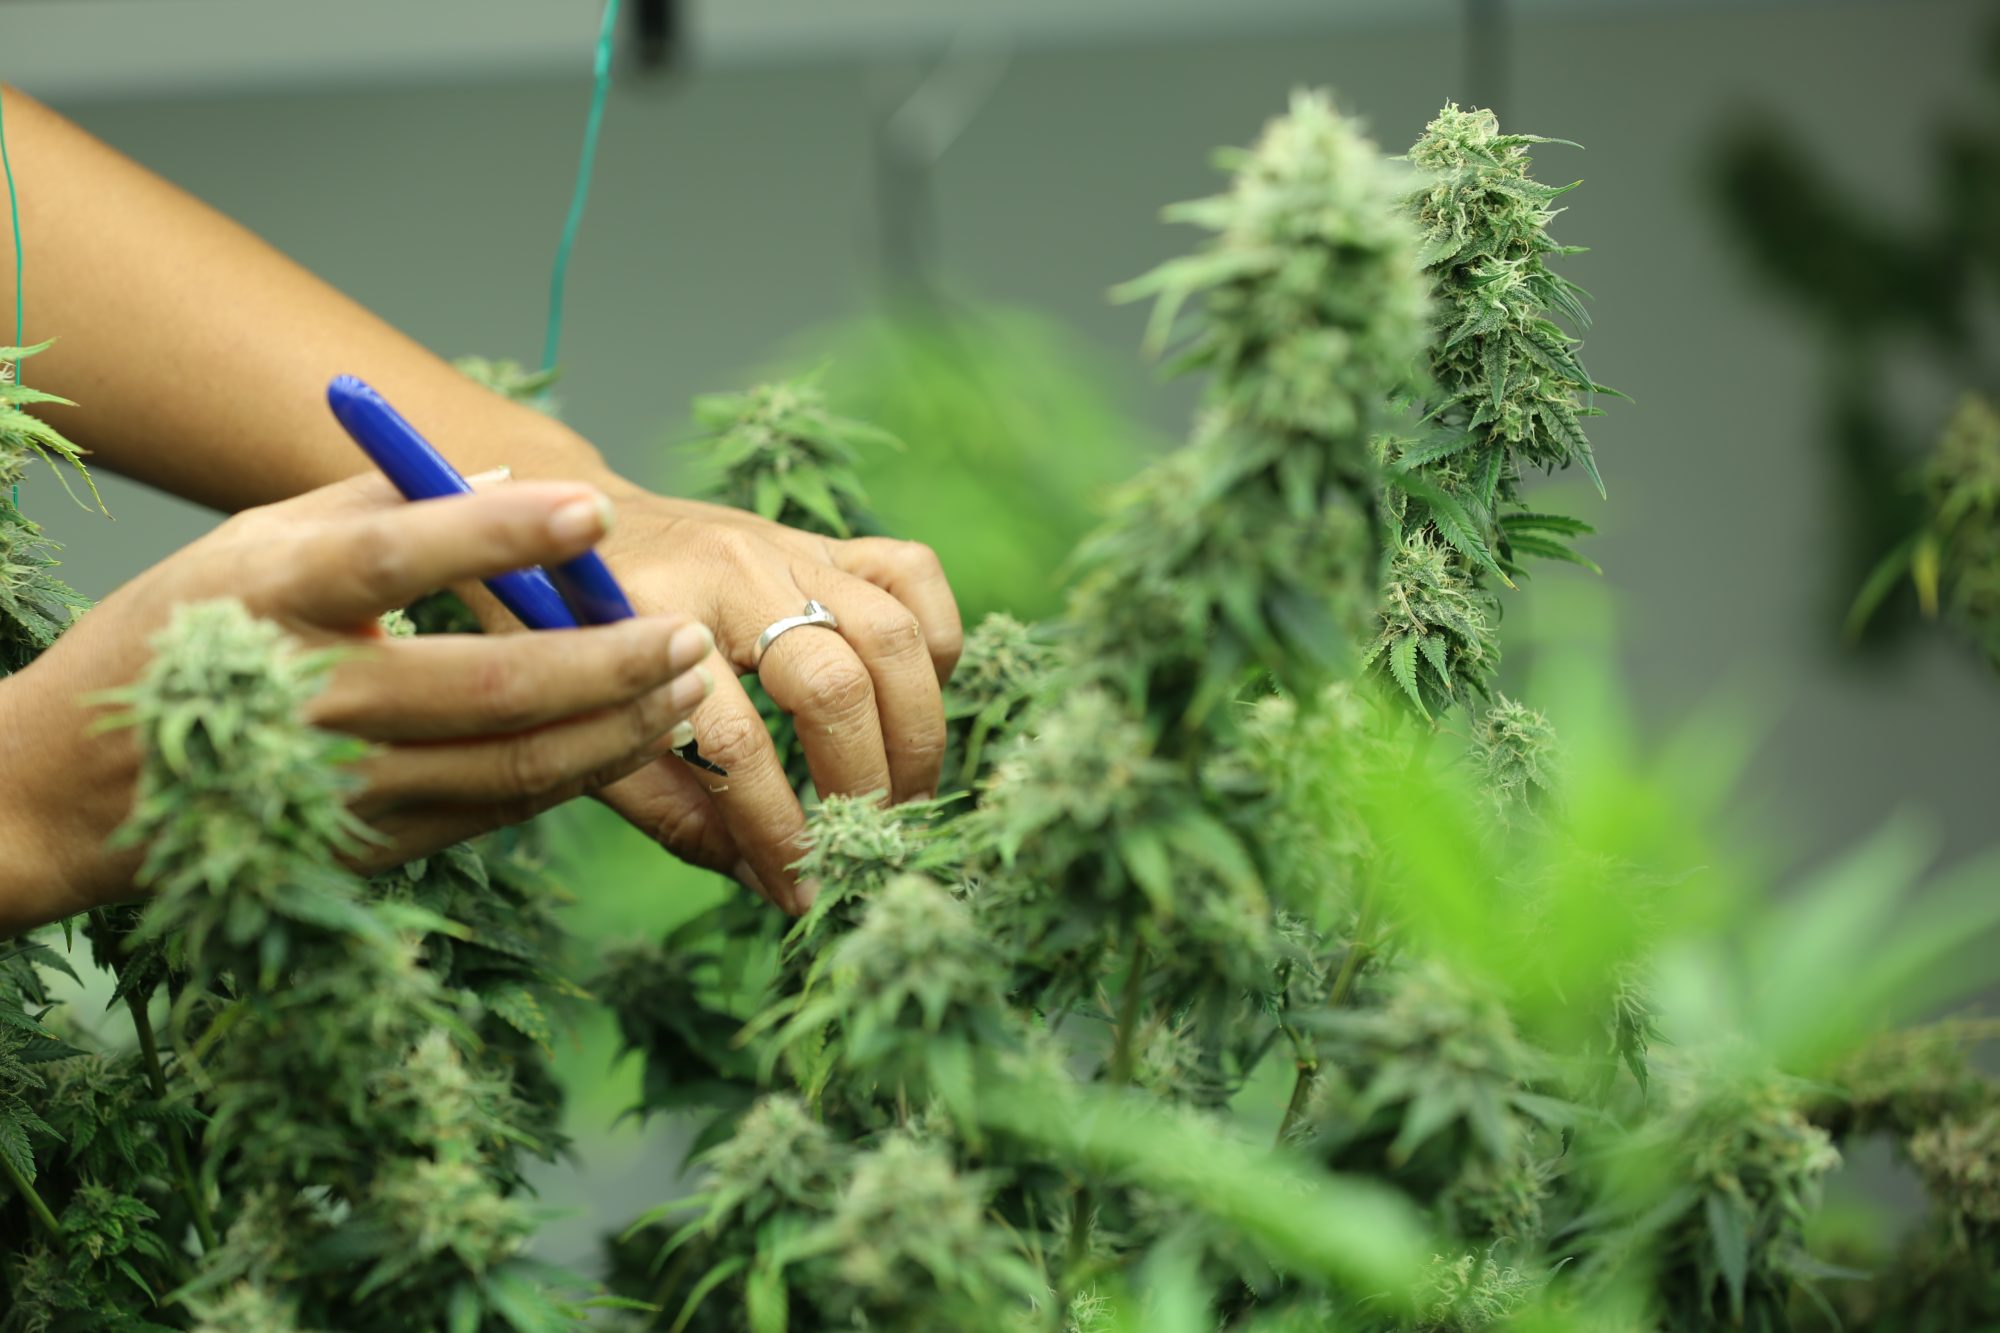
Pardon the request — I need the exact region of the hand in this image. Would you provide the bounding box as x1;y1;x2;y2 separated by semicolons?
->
535;478;963;915
0;473;715;935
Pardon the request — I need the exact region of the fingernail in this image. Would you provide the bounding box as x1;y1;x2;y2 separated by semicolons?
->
669;720;696;749
793;877;821;914
669;665;714;713
732;859;767;899
465;465;513;486
666;622;714;673
549;490;614;544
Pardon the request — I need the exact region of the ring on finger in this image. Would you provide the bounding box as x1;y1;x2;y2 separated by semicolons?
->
753;599;841;669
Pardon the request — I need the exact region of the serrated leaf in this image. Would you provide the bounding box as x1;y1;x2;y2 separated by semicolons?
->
1397;473;1513;588
485;984;553;1051
1388;633;1429;720
1394;430;1479;472
1504;532;1601;574
1706;1191;1750;1322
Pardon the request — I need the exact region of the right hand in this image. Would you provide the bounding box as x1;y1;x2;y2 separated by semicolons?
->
0;471;714;934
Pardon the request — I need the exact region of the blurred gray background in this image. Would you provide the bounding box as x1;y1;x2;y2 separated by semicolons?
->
8;0;1991;1271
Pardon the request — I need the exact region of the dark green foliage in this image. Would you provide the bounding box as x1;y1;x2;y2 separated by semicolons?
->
687;380;894;541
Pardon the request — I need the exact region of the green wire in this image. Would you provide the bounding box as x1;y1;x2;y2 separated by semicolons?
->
541;0;622;377
2;85;23;510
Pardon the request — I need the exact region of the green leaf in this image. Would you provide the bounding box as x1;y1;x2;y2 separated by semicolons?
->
1397;473;1513;588
745;1258;789;1333
1393;430;1479;472
0;1114;36;1183
1539;401;1605;497
1844;534;1916;643
752;472;784;521
1117;828;1177;914
448;1283;482;1333
1504;532;1601;574
784;468;852;538
1483;335;1510;410
485;983;553;1050
1388;633;1429;720
670;1257;748;1333
1499;510;1594;537
1706;1191;1750;1322
1164;813;1262;899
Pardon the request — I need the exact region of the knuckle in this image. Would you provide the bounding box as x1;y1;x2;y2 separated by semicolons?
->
798;659;874;717
698;526;759;570
656;802;715;859
471;658;539;733
349;521;414;605
933;625;966;674
697;709;769;769
861;612;927;661
899;539;945;575
500;735;566;797
611;628;672;695
899;724;948;767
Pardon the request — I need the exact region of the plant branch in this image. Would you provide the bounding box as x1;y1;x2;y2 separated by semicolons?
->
1277;896;1377;1144
123;989;219;1253
1107;934;1149;1088
0;1148;62;1244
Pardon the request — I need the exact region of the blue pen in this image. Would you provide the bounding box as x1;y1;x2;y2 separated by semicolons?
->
325;375;726;774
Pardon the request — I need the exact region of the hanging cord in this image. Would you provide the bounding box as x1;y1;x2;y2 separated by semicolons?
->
2;86;24;509
541;0;622;378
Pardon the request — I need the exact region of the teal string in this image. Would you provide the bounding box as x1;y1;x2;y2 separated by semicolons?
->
541;0;622;377
1;86;23;510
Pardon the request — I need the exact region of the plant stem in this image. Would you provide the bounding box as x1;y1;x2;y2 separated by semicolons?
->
1107;934;1149;1088
1064;934;1151;1306
1276;898;1376;1145
0;1148;62;1243
124;989;219;1254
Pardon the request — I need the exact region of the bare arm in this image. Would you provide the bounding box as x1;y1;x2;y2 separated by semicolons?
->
0;84;592;507
0;86;963;912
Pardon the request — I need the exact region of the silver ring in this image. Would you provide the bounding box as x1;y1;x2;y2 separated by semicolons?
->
754;599;841;668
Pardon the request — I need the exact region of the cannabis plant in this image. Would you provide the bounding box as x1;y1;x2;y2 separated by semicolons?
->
4;86;1997;1333
0;353;625;1329
591;90;2000;1333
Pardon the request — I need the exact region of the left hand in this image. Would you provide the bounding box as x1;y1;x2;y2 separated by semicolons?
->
480;475;963;915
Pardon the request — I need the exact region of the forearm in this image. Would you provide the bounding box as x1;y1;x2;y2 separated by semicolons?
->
0;85;612;511
0;671;117;937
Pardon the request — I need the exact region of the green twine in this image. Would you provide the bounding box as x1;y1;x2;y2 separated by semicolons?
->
1;85;22;510
541;0;622;378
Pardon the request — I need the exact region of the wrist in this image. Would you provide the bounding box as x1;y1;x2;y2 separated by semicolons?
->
0;673;96;934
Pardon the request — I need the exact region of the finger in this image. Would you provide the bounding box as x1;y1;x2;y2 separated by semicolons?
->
665;666;816;914
275;465;517;521
354;665;713;808
795;570;946;803
592;759;788;908
308;615;714;742
278;482;616;626
834;536;964;683
754;608;894;805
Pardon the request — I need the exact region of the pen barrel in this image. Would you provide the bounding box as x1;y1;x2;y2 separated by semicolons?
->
327;375;581;630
